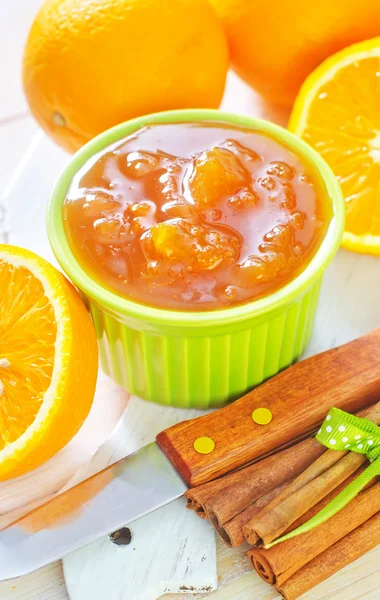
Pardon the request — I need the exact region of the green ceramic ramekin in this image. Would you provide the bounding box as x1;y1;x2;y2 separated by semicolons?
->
47;109;345;408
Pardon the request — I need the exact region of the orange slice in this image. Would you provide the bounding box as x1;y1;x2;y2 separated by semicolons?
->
0;245;98;480
289;38;380;255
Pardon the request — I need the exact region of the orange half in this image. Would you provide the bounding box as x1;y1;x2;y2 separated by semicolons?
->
0;245;98;480
289;38;380;255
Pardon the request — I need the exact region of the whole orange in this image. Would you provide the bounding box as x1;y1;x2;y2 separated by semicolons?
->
209;0;380;107
23;0;228;153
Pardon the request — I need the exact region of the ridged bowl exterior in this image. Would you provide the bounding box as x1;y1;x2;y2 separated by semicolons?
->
89;279;321;408
47;109;345;409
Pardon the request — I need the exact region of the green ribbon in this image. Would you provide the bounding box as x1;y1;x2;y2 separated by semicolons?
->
266;407;380;548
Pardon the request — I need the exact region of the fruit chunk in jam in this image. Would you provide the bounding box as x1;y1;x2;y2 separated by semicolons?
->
63;122;330;310
188;146;248;206
141;219;240;271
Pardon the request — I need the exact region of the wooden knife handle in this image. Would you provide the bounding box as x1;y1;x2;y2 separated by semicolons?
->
157;329;380;487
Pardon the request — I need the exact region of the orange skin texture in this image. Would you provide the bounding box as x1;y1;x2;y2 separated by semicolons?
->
23;0;228;153
209;0;380;107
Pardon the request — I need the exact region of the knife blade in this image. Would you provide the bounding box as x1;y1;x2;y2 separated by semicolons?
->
0;443;186;581
2;329;380;581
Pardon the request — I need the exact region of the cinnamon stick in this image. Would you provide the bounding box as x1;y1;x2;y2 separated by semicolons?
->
244;452;365;545
281;465;370;533
248;481;380;587
186;403;377;521
277;511;380;599
185;437;324;519
215;464;362;548
214;480;291;547
205;439;325;528
185;464;258;519
246;467;368;565
243;402;380;546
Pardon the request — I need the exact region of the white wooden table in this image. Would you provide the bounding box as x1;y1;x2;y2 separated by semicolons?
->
1;3;379;599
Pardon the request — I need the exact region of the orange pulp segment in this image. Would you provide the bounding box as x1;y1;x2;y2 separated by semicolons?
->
0;245;98;480
289;38;380;254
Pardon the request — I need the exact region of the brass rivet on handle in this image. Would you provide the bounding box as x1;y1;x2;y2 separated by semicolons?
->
194;436;215;454
252;407;273;425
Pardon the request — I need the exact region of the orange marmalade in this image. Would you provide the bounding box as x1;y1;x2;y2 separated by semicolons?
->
63;122;331;311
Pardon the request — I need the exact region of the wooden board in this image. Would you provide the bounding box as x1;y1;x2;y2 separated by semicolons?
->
2;111;380;600
1;540;379;600
62;398;218;599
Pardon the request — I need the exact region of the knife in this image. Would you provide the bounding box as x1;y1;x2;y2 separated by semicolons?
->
1;329;380;581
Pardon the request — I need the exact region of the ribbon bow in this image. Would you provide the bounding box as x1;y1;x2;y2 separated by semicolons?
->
268;407;380;547
316;407;380;461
